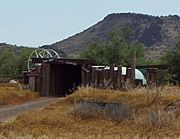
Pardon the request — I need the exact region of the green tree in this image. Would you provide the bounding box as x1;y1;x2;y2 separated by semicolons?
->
80;25;147;65
0;47;34;79
161;47;180;84
16;47;35;74
80;41;109;65
0;48;18;77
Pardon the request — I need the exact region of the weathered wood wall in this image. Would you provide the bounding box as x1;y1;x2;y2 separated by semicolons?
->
40;63;51;96
39;63;82;97
27;63;159;96
81;65;159;89
81;65;132;89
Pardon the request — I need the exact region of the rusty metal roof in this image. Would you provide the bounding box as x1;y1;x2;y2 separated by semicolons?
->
31;58;95;65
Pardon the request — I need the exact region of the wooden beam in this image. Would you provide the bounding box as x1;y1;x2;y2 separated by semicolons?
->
130;49;136;86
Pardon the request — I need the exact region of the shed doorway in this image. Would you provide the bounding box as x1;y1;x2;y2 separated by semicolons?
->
49;64;82;97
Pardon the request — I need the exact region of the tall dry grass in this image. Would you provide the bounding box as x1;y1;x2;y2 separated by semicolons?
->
0;86;179;139
0;83;38;107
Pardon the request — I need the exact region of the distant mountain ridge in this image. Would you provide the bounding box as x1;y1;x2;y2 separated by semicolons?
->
0;43;23;52
0;43;67;58
1;13;180;61
43;13;180;60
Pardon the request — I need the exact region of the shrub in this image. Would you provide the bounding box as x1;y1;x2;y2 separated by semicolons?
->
69;101;133;122
137;109;175;128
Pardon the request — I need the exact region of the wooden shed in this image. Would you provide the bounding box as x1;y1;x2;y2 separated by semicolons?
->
32;58;94;97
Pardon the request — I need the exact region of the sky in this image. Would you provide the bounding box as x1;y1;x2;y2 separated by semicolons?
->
0;0;180;47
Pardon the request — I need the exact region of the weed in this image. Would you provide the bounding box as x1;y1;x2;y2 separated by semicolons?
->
0;86;179;138
70;101;133;122
137;109;175;128
0;99;6;106
0;83;38;107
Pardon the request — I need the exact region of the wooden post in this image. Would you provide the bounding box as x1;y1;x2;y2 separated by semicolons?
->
104;69;109;88
99;70;104;88
130;49;136;87
110;65;114;89
97;70;101;88
147;68;157;86
35;67;41;92
29;76;36;92
125;67;131;90
113;66;118;89
117;65;122;88
81;65;92;87
86;70;91;86
126;68;131;82
100;70;104;88
94;69;98;88
92;68;95;87
81;66;86;87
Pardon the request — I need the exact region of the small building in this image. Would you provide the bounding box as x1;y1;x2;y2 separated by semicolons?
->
27;58;94;97
24;58;170;97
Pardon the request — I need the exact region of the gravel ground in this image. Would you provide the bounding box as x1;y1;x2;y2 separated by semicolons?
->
0;97;62;121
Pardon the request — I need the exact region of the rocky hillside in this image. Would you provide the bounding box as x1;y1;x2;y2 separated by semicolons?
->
43;13;180;60
0;43;67;58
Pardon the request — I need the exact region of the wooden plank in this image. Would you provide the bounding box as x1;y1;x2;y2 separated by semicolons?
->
81;68;86;86
97;70;102;88
117;65;122;88
124;68;131;90
29;77;35;92
87;70;91;86
110;65;114;89
94;70;98;88
39;65;44;96
147;68;158;86
40;64;45;96
101;70;105;88
103;69;109;88
91;68;95;87
113;70;117;89
35;75;40;92
130;49;136;86
40;63;51;96
45;64;51;96
81;65;92;87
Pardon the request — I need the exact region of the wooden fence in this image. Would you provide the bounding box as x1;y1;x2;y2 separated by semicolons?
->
81;65;136;89
81;65;160;89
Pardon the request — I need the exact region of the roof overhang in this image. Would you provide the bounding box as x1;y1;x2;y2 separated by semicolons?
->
31;58;95;65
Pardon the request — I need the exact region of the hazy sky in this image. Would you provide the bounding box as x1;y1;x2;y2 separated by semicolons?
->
0;0;180;47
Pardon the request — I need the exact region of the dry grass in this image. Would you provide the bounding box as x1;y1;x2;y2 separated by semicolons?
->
0;86;179;139
0;83;39;107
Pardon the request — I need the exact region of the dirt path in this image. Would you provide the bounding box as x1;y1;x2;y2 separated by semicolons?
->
0;97;62;121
